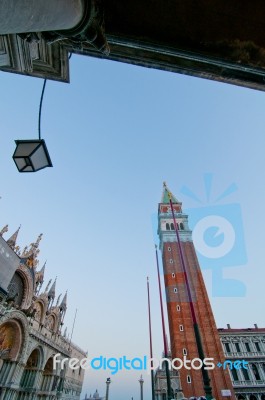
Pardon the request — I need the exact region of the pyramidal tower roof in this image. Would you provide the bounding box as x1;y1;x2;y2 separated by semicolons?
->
161;182;180;204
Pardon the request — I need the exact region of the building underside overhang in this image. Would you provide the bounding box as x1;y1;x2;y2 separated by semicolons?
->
1;0;265;90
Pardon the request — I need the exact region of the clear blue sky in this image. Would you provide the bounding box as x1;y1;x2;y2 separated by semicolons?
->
1;54;265;399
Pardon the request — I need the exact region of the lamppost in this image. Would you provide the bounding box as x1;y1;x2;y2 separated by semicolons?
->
105;378;111;400
139;375;144;400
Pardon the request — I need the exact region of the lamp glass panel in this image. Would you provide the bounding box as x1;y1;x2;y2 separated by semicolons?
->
30;144;50;170
14;158;27;170
14;142;39;157
23;166;34;172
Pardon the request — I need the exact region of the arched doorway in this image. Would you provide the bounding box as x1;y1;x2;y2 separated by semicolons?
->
237;395;246;400
249;395;258;400
20;348;42;390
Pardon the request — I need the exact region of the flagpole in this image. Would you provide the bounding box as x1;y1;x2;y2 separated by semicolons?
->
155;245;173;400
147;277;155;400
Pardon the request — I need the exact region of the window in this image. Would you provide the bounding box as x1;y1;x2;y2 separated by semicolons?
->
231;369;239;381
183;348;187;355
180;325;184;331
235;343;241;352
168;246;171;251
166;223;170;230
170;223;174;230
187;375;191;383
172;273;175;278
224;343;231;353
242;367;250;381
254;342;261;352
180;222;184;230
169;259;174;264
174;288;178;293
176;305;180;311
252;364;261;380
262;363;265;374
245;342;251;352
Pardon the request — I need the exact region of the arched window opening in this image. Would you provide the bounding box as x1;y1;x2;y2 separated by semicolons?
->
231;368;239;381
7;272;25;307
0;320;22;361
34;302;44;323
252;364;261;380
242;367;249;381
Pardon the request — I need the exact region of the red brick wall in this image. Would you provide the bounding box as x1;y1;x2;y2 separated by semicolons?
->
162;241;235;399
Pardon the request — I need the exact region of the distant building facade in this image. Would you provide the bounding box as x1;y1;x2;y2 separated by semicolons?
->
0;226;85;400
83;390;104;400
154;353;181;400
219;325;265;400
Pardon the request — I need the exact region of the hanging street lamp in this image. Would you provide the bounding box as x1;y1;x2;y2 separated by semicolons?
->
13;79;53;172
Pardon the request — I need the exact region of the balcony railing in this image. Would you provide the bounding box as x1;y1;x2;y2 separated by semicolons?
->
232;379;265;386
224;351;265;358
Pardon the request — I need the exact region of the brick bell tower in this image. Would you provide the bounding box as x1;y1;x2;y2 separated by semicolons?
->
157;184;235;399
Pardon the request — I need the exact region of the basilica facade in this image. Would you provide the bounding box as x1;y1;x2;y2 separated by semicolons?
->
0;226;85;400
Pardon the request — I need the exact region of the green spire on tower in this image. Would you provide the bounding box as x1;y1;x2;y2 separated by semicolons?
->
161;182;180;204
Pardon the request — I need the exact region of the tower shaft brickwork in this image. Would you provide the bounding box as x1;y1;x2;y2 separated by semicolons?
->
158;188;235;399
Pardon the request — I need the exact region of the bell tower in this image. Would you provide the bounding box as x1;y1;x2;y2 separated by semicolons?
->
157;184;235;399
